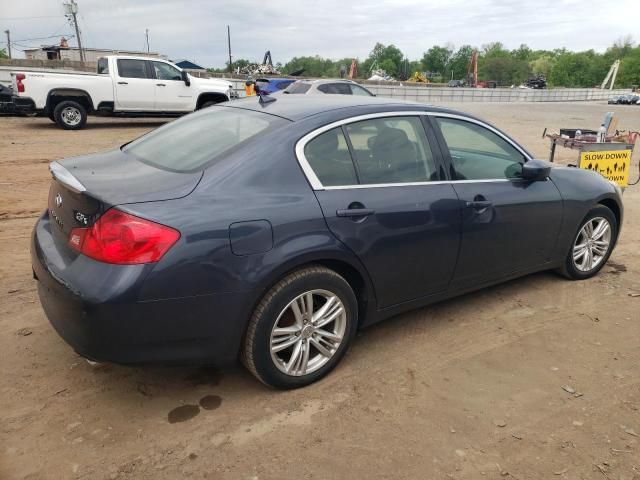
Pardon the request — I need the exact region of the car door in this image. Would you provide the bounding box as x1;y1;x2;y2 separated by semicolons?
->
151;61;193;111
114;59;155;110
299;113;461;308
430;115;563;288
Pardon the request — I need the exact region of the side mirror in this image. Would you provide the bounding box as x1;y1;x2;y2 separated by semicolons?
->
522;159;551;181
181;70;191;86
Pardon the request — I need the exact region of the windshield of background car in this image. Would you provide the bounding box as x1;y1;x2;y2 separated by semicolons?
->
123;107;281;172
283;82;311;94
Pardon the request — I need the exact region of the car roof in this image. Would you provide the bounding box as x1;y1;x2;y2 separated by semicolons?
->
257;77;294;82
294;78;357;85
221;95;465;122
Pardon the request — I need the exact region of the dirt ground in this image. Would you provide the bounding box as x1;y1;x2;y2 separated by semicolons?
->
1;102;639;480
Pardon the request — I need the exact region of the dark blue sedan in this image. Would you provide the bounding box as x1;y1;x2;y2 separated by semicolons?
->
255;77;296;94
32;96;623;389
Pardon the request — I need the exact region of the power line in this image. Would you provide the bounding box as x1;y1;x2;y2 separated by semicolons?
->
12;33;74;42
0;15;63;20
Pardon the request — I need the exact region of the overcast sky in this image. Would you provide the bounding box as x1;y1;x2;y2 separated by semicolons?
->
2;0;636;67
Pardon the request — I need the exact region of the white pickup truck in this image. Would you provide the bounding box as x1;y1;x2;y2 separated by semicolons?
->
11;55;235;129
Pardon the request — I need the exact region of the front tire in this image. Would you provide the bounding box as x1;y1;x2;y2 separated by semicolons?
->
558;205;617;280
242;266;358;389
53;100;87;130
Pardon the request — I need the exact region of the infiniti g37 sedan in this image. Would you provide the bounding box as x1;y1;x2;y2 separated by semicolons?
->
32;96;623;389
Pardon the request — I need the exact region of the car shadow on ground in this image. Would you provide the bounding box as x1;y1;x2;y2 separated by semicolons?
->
71;269;567;424
22;119;170;130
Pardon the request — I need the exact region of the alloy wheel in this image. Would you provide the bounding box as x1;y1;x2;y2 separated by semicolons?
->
572;216;611;272
270;289;347;377
61;106;81;126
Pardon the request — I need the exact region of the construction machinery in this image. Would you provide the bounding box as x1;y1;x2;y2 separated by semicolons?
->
348;59;358;79
601;60;620;90
408;71;429;83
466;50;478;88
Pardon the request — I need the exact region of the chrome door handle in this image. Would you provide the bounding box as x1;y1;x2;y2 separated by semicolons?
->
466;200;492;210
336;208;375;217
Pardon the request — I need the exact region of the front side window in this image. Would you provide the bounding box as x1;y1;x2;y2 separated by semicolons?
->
304;127;358;187
346;117;437;184
153;61;182;81
117;59;150;79
124;107;280;172
436;117;525;180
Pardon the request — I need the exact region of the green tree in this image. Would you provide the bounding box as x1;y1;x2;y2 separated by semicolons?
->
0;48;7;59
617;47;640;87
448;45;474;81
421;45;453;77
529;54;556;78
362;43;405;77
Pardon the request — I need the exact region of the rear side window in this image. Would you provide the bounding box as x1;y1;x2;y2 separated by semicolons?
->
304;127;358;187
317;83;352;95
346;117;437;184
117;59;151;79
97;58;109;74
284;82;311;94
276;80;293;90
350;84;373;96
124;107;280;172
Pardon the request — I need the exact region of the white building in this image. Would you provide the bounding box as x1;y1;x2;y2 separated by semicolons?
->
24;38;167;63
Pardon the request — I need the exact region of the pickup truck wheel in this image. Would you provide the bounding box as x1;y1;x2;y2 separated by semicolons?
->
199;101;217;109
53;100;87;130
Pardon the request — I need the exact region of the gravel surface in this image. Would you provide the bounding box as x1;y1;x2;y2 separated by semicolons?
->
1;102;639;480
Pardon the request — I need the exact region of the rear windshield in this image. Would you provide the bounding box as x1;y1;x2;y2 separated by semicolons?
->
123;107;279;172
283;82;311;94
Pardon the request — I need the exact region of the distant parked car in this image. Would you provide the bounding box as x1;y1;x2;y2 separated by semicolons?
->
33;95;623;389
283;79;374;96
618;94;640;105
255;77;296;94
608;96;621;104
11;56;234;129
448;80;464;88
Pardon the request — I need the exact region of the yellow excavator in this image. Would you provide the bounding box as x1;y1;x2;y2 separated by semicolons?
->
407;71;429;83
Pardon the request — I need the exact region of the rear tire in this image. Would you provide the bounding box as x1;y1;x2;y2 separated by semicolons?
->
199;101;217;109
53;100;87;130
557;205;617;280
242;266;357;389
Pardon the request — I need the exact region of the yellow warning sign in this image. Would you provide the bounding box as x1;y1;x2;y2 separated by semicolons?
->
580;149;631;187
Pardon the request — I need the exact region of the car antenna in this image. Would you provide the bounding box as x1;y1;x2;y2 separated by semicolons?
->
258;91;276;105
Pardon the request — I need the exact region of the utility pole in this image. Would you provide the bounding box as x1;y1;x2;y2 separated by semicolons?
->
64;0;85;63
227;25;232;73
4;30;10;59
145;28;149;53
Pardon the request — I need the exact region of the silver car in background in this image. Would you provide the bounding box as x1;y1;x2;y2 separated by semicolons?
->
282;79;375;96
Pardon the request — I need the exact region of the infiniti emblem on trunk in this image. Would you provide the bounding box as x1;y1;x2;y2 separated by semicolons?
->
55;194;63;208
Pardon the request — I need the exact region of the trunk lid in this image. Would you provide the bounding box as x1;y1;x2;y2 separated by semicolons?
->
47;149;201;242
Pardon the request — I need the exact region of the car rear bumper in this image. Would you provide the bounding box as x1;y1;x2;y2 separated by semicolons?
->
31;213;249;365
12;95;37;112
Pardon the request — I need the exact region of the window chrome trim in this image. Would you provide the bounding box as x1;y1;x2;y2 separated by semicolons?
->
49;161;86;193
294;111;532;191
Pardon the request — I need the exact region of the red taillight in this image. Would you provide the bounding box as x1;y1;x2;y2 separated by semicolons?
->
16;74;25;93
68;209;180;265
